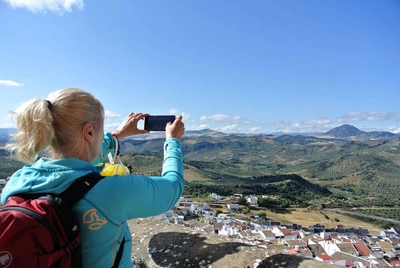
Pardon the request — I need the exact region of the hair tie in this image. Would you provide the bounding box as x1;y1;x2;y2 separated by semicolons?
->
45;100;53;111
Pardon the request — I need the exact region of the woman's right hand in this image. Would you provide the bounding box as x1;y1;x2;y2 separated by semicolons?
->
112;112;150;139
166;116;185;140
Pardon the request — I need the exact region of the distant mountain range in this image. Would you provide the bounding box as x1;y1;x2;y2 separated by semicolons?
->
0;125;399;142
1;124;399;203
117;123;400;201
184;124;400;142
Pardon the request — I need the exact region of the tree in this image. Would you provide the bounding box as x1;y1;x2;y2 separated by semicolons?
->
258;198;277;208
237;197;248;206
258;212;267;219
242;207;251;214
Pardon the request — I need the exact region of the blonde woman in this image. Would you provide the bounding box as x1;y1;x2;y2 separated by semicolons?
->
1;88;185;267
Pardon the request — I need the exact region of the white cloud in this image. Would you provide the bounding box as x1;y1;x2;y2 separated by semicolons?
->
189;124;210;130
181;113;195;123
249;127;262;133
392;128;400;134
273;120;292;127
216;124;241;133
3;0;84;13
302;118;332;126
210;114;230;122
0;80;24;87
104;110;120;118
338;112;400;123
270;118;334;133
243;119;261;126
169;108;179;115
200;114;230;122
366;112;400;121
233;116;241;122
0;123;16;128
192;113;400;134
169;110;195;123
384;126;400;134
104;122;120;132
338;112;365;122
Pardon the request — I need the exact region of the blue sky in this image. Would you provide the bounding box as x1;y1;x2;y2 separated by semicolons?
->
1;0;399;134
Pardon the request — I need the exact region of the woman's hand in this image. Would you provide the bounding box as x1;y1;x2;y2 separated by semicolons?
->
166;115;185;140
112;112;150;139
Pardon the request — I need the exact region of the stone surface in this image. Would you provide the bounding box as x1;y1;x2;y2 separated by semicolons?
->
128;218;341;268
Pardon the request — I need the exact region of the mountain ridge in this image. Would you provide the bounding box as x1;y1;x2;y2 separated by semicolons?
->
0;124;399;141
324;124;365;137
318;124;399;141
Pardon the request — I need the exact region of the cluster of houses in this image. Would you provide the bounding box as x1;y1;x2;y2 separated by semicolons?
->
160;195;400;268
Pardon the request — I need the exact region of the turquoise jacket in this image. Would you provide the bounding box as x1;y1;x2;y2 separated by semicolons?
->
1;133;185;267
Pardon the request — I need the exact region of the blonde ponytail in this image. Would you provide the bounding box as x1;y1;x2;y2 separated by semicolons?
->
7;88;103;163
7;99;55;163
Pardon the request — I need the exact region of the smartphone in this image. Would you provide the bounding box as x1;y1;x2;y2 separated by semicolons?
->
144;115;176;131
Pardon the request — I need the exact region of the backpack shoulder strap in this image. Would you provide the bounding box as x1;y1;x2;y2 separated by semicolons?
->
111;237;125;268
60;172;104;207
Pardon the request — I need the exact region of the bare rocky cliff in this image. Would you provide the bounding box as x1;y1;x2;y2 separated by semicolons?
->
128;218;341;268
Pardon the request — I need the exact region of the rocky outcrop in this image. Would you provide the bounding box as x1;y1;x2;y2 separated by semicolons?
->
128;218;341;268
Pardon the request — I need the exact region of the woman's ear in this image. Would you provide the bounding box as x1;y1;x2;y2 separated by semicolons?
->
83;123;94;142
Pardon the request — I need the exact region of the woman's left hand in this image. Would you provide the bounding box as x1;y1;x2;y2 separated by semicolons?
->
111;112;150;139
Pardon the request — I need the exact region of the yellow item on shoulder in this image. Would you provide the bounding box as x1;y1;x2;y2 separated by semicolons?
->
100;163;130;176
100;139;129;176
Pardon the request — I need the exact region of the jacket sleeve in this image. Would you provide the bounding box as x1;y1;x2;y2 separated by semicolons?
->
95;138;185;220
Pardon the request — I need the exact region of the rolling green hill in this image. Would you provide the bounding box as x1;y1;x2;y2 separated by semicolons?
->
118;126;400;204
1;125;399;207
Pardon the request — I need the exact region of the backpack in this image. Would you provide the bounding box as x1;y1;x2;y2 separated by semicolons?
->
0;172;103;268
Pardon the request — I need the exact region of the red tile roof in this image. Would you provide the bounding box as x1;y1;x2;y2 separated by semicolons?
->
287;249;299;254
281;229;292;236
317;254;331;261
352;242;372;256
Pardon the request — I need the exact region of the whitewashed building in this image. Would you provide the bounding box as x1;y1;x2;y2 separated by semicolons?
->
209;193;222;201
247;195;258;206
227;204;240;210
